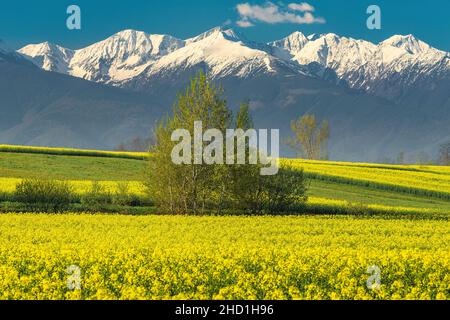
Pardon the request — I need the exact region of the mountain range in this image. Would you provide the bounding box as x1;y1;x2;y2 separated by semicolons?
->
0;27;449;162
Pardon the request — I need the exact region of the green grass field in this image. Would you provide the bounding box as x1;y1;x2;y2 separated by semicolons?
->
0;152;145;181
1;146;449;215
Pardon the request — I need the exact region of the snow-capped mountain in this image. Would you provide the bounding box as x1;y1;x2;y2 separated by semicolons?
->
271;32;377;79
381;34;432;55
144;27;283;79
19;30;185;83
20;27;302;86
19;42;74;73
18;27;450;101
271;32;450;100
271;31;309;56
126;27;304;92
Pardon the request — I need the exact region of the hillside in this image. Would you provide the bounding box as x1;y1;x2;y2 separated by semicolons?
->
1;145;449;216
2;27;448;162
0;55;162;150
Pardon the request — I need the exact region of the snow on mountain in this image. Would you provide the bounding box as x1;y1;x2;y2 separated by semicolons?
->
69;30;185;82
137;27;301;82
270;31;309;55
18;30;185;83
17;27;450;101
277;33;377;80
357;35;449;98
19;42;74;73
186;27;245;45
17;27;303;87
380;34;432;55
271;32;450;99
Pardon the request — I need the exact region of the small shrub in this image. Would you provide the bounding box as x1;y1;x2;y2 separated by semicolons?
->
230;166;309;215
128;194;146;207
261;168;308;214
81;181;113;210
113;182;131;206
14;179;73;213
0;191;14;203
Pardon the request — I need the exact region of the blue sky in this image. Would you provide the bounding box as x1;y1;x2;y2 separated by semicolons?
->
1;0;449;51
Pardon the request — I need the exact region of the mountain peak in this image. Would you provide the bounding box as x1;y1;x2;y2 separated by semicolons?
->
81;29;184;56
112;29;155;40
380;34;431;54
187;26;246;44
20;41;72;56
115;29;147;36
283;31;308;42
107;29;185;55
18;41;74;73
221;27;245;41
106;29;151;43
322;32;339;38
270;31;308;54
290;31;306;37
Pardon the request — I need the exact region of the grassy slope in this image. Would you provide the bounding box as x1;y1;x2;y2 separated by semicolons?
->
0;152;144;181
1;146;450;213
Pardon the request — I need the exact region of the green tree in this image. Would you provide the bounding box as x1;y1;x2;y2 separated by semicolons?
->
286;114;330;160
227;102;263;214
146;72;308;215
227;103;309;215
146;71;231;214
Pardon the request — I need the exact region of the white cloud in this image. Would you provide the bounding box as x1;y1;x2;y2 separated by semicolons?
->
236;2;325;27
288;2;315;12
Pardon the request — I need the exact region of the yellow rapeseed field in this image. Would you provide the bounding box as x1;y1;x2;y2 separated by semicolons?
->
0;177;146;196
307;197;446;215
0;214;448;300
